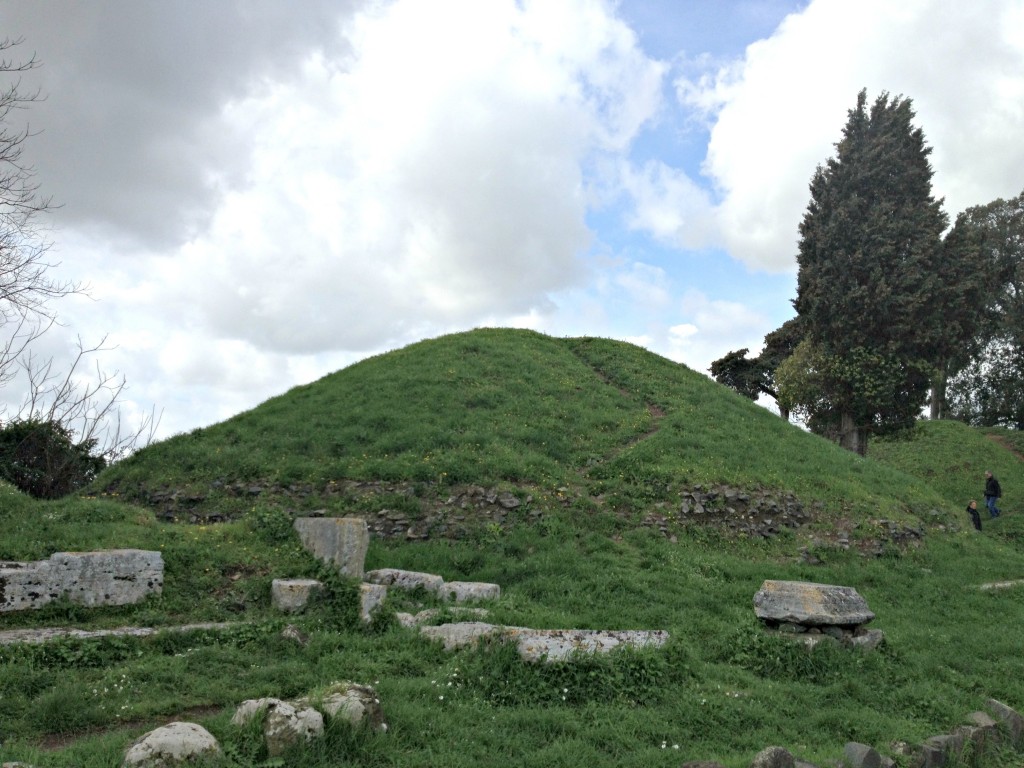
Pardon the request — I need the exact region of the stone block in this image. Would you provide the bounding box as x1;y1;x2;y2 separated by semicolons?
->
1;550;163;613
271;579;323;613
364;568;444;594
753;580;874;626
506;627;670;662
419;621;501;651
293;517;368;578
438;581;500;602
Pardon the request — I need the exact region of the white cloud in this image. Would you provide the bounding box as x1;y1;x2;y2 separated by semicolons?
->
618;160;716;248
672;0;1024;271
151;0;666;356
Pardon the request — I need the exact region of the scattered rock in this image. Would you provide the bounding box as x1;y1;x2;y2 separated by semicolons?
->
844;741;881;768
232;698;324;757
122;722;221;768
749;745;794;768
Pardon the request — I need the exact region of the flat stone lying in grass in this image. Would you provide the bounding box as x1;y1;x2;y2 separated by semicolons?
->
0;622;237;646
974;581;1024;593
438;580;501;602
365;567;444;594
753;580;875;626
419;622;669;662
396;607;490;628
0;550;163;613
364;568;500;602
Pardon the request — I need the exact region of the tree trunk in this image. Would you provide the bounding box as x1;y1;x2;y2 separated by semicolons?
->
929;365;947;420
838;412;868;455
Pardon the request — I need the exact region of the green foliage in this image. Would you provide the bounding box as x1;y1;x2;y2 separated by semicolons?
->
793;90;948;447
709;348;766;400
0;418;106;498
711;317;804;418
246;502;296;544
947;335;1024;430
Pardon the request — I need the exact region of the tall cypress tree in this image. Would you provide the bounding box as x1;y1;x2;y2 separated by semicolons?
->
792;90;947;454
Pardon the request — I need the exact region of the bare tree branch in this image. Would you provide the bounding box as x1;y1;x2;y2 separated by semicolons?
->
0;39;158;495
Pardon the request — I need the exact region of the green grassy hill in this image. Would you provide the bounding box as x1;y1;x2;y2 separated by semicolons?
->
3;327;1024;768
99;328;963;537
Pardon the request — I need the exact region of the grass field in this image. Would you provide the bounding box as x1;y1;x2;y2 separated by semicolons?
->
2;328;1023;768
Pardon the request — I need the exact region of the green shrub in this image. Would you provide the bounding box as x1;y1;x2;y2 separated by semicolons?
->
0;418;105;499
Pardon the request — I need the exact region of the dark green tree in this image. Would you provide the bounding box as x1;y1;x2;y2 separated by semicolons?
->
0;418;105;498
710;317;804;421
792;89;948;454
926;210;989;418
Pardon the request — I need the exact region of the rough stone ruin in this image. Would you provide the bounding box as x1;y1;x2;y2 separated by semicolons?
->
0;550;163;613
753;579;884;649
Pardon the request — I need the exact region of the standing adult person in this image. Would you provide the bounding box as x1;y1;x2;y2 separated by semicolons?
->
984;471;1002;518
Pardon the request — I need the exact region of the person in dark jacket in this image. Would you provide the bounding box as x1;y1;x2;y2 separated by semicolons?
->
966;500;982;531
984;471;1002;518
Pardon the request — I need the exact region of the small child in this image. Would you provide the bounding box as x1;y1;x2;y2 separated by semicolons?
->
966;500;982;531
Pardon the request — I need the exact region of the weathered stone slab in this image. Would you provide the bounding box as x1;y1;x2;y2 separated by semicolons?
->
0;622;236;646
753;580;874;626
1;550;163;613
438;581;500;602
419;621;502;650
506;627;670;662
364;568;444;594
293;517;368;578
271;579;323;613
396;607;490;628
419;622;669;662
979;579;1024;591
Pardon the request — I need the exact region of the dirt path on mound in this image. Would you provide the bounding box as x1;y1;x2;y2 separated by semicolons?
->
36;705;225;752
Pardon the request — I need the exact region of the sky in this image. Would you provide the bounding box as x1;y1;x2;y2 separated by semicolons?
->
1;0;1023;443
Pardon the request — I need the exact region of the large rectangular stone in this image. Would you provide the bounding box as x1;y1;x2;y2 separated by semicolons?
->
753;580;875;626
293;517;368;578
1;550;163;612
